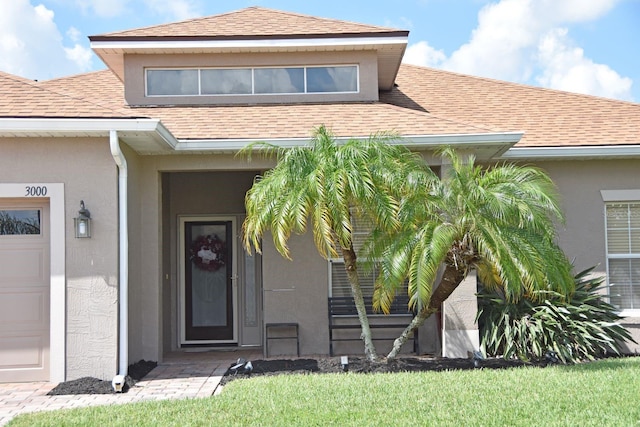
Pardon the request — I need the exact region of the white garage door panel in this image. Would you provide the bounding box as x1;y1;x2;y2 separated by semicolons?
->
0;335;44;367
0;200;50;382
0;289;47;329
0;248;46;282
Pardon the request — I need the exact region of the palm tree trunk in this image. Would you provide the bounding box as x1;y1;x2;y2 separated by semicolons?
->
342;246;378;362
387;265;467;359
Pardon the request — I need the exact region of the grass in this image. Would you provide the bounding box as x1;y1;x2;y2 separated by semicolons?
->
9;357;640;427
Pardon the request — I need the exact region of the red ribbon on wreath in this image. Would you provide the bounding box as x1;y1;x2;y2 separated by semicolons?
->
189;234;226;272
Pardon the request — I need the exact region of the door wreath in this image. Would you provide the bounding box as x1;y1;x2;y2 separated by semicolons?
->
189;234;226;272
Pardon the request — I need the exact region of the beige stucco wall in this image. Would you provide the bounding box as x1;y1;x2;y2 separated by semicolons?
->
123;50;379;106
0;137;118;380
533;158;640;352
533;159;637;272
261;231;330;356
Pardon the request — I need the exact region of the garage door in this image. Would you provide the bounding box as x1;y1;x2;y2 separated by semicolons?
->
0;199;50;382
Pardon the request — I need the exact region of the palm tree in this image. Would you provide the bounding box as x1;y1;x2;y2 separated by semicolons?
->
368;148;575;359
242;125;429;361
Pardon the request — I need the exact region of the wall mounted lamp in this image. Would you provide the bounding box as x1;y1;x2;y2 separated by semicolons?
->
74;200;91;238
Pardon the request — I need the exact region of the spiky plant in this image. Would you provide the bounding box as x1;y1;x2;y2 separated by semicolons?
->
477;266;636;363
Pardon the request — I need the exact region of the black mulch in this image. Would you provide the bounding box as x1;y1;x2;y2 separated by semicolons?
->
47;360;157;395
217;356;546;387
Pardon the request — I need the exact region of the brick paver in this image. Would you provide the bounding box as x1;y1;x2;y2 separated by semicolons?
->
0;349;261;426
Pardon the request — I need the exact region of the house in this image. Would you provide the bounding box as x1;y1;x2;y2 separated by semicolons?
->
0;6;638;384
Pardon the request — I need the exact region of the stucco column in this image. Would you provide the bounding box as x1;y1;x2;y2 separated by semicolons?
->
439;156;480;358
441;270;480;357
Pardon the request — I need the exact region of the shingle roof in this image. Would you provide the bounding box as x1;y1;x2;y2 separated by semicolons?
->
91;7;406;40
383;64;640;148
0;71;128;117
133;102;495;140
2;64;639;148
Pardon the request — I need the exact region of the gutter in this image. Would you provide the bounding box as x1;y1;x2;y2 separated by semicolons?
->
109;130;129;392
500;145;640;160
174;131;524;153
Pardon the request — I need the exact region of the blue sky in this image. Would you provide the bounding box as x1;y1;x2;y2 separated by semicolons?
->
1;0;638;101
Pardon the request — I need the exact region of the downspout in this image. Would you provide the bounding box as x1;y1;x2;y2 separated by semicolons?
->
110;130;128;391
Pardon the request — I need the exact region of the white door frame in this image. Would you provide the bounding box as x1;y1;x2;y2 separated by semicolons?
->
0;183;65;382
178;215;238;345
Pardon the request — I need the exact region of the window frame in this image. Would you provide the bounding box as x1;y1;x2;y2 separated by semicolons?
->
144;65;360;97
602;193;640;316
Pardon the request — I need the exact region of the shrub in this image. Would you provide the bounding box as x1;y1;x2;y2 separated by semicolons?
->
477;267;636;363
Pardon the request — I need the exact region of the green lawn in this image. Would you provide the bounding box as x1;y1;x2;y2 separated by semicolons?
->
9;357;640;427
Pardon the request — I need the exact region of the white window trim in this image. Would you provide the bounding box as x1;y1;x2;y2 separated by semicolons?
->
603;194;640;316
145;64;360;97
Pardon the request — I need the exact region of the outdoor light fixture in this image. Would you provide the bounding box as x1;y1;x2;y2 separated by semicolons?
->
74;200;91;238
341;355;349;372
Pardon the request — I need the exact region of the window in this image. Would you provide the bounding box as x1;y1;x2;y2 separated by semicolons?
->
329;214;407;300
255;67;304;94
307;66;358;93
145;65;358;97
0;209;41;235
146;69;198;96
605;202;640;310
201;69;251;95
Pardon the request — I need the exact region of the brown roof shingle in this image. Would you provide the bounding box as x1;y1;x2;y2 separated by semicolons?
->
133;102;494;140
0;71;129;118
91;7;406;40
383;64;640;147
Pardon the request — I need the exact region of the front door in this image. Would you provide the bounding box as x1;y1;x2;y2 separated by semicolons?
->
181;217;236;344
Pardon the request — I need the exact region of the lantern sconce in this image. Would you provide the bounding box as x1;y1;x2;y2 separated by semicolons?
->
74;200;91;238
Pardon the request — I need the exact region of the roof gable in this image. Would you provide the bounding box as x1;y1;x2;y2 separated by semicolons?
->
89;7;408;89
91;7;405;40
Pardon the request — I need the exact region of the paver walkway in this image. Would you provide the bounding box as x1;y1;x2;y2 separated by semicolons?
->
0;349;262;426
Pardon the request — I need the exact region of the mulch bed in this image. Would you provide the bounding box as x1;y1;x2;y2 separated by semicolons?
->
47;360;157;395
48;354;630;394
218;356;545;387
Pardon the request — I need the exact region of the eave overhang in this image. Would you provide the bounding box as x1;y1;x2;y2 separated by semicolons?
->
0;117;523;159
90;34;408;90
0;118;178;154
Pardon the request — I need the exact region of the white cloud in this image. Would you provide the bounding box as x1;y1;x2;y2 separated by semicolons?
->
66;26;82;43
403;0;633;100
64;44;93;72
0;0;93;80
404;41;446;68
536;28;633;100
143;0;203;21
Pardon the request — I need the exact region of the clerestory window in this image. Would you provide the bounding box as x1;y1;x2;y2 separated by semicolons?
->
146;65;358;97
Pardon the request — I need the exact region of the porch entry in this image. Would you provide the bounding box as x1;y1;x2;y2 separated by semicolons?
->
180;217;237;344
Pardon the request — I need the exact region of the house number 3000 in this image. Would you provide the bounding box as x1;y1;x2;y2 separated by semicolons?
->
25;186;47;196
